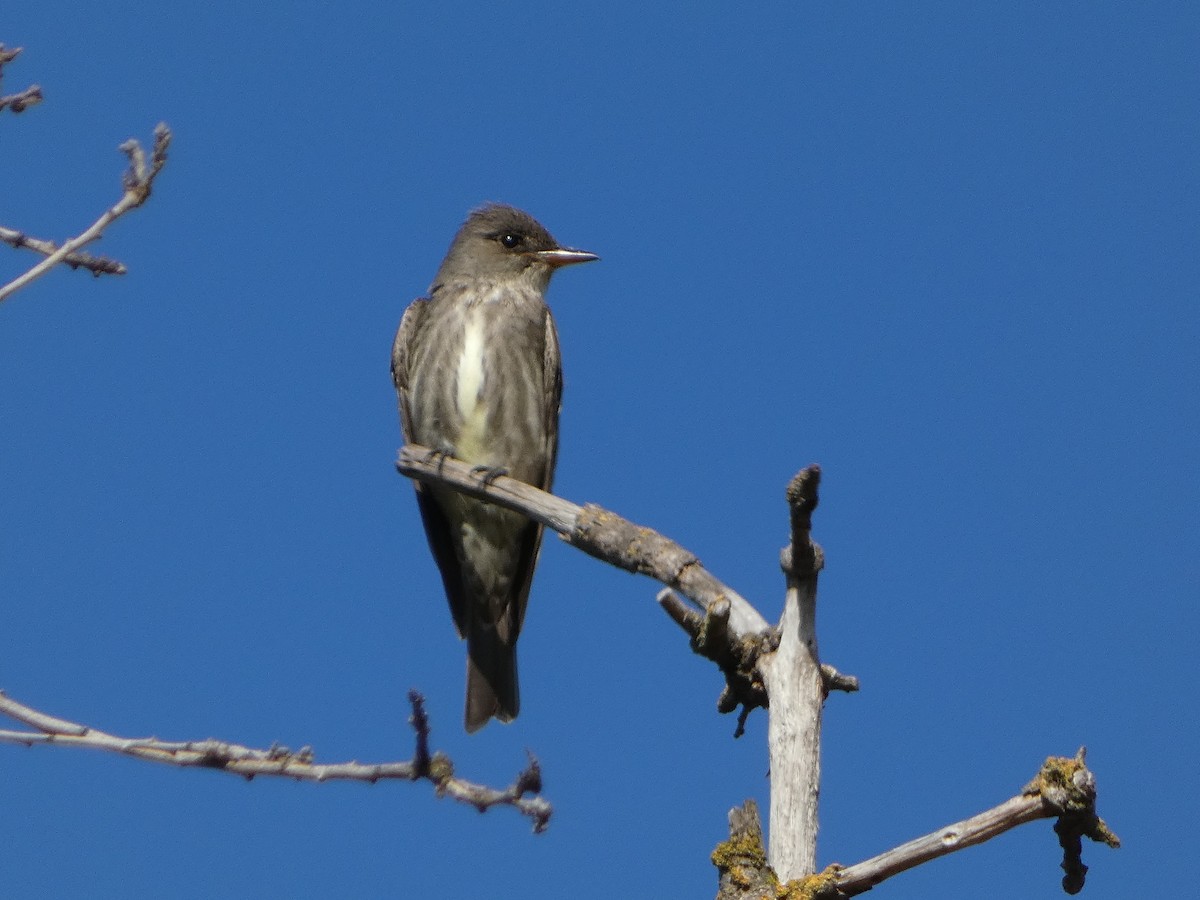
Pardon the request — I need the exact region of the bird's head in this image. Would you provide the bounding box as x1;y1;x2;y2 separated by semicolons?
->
432;203;598;293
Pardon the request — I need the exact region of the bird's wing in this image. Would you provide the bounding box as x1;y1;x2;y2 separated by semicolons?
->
507;308;563;636
540;309;563;493
392;297;470;637
390;296;427;442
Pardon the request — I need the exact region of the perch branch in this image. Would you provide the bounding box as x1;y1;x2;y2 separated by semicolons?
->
397;447;858;732
397;444;775;720
397;445;768;635
0;122;171;304
398;445;768;632
0;689;552;832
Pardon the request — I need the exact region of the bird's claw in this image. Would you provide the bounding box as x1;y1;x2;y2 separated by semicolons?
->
470;464;509;486
423;447;454;474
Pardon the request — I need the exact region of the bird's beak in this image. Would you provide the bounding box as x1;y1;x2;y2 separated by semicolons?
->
536;247;600;268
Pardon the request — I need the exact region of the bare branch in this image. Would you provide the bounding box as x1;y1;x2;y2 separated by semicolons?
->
0;689;552;832
833;749;1119;896
0;122;171;304
0;45;43;114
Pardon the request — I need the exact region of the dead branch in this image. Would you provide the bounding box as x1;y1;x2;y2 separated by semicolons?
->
836;748;1119;895
0;689;552;832
715;750;1119;898
758;465;825;880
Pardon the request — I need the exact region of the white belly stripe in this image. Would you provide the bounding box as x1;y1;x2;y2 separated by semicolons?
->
455;312;488;462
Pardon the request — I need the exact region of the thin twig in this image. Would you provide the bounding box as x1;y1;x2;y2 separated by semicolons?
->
0;83;42;114
0;689;552;832
0;122;171;304
0;44;43;114
0;226;127;275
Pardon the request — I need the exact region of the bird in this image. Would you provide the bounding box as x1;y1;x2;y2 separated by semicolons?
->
392;204;598;732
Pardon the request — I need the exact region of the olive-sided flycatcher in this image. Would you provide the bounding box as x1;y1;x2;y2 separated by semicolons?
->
392;204;597;732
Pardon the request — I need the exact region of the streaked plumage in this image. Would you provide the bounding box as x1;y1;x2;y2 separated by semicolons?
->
392;204;597;732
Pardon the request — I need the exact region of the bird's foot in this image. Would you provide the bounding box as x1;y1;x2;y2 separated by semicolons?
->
469;464;509;486
423;446;455;475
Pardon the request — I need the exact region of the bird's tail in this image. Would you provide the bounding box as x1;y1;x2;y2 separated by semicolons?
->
464;625;519;733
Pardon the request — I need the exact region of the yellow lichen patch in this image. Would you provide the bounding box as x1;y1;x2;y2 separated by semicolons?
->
1023;753;1083;800
776;865;844;900
1091;816;1121;849
711;830;768;871
428;752;455;783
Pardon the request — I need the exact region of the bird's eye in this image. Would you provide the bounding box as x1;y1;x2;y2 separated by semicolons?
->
499;233;522;249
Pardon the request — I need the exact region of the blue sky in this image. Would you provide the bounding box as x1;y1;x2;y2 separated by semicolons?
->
1;3;1196;898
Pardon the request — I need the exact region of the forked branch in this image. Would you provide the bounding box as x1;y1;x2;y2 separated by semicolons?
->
0;44;170;302
0;123;171;303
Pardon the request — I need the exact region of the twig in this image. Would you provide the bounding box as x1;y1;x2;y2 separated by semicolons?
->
820;663;860;694
0;45;43;114
0;689;552;832
0;226;127;275
0;122;171;304
0;83;42;114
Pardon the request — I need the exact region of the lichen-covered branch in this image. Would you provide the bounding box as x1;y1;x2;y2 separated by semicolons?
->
0;689;552;832
713;800;777;900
